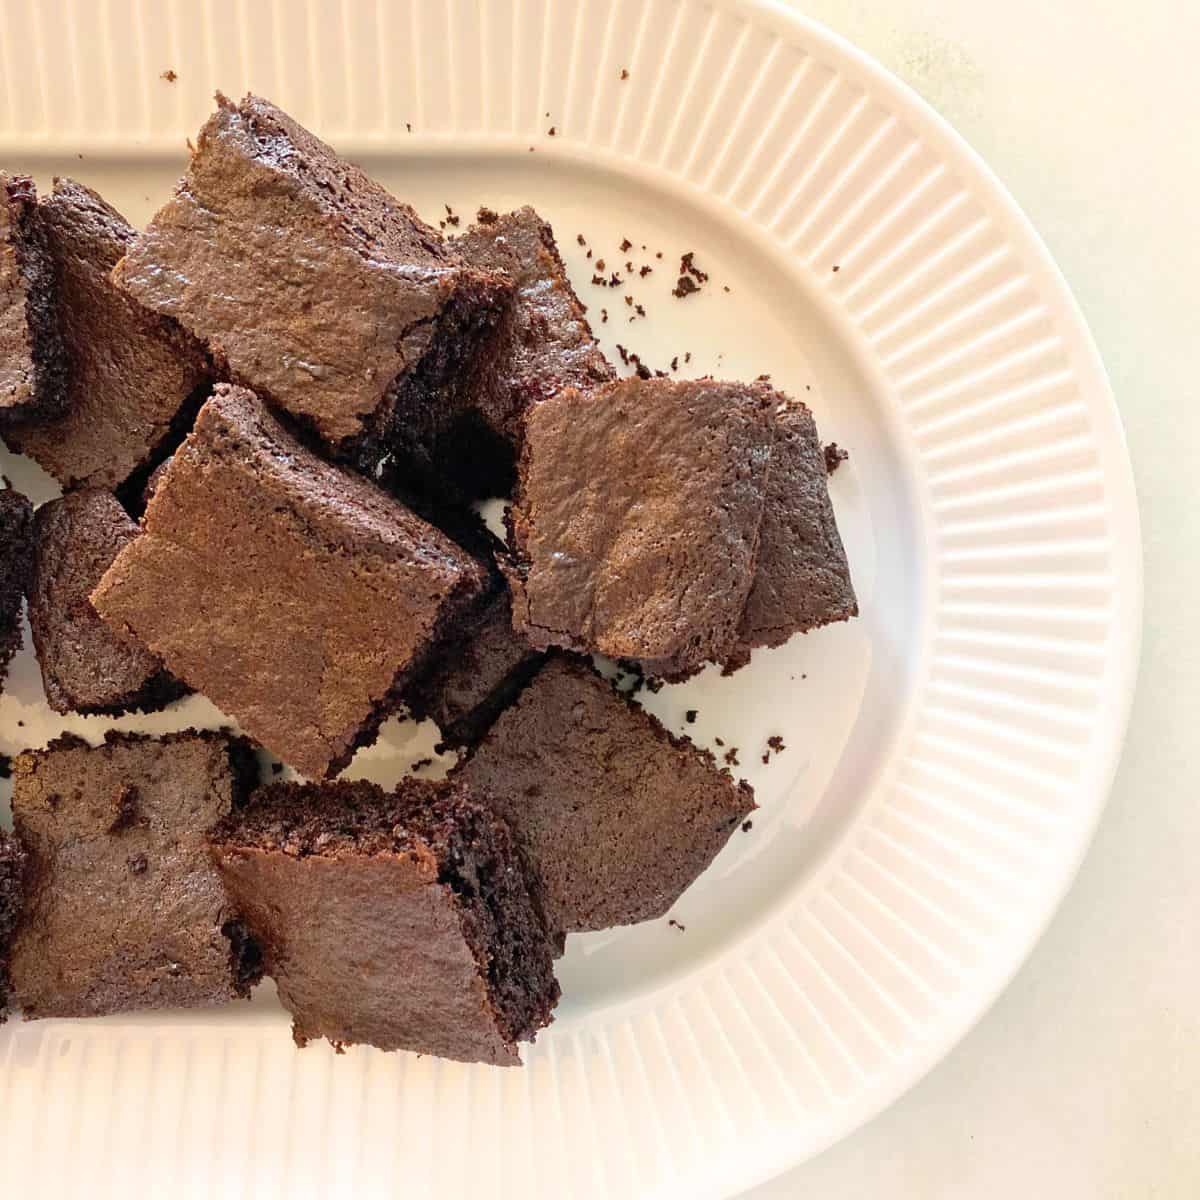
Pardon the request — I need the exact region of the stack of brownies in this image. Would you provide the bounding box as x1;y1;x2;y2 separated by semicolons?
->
0;94;856;1065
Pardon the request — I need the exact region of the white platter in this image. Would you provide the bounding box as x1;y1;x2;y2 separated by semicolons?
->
0;2;1141;1197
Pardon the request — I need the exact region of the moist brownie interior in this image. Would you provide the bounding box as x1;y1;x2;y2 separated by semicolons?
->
0;830;26;1021
0;483;33;693
0;174;67;423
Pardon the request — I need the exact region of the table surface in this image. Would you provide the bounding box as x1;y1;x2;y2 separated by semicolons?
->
747;1;1198;1196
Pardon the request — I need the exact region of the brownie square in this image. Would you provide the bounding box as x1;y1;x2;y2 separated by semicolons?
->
28;489;186;715
210;779;560;1064
91;384;487;779
2;179;210;492
0;830;26;1021
0;483;34;694
0;174;66;423
729;396;857;669
113;94;510;468
6;730;263;1018
403;581;545;748
454;656;756;933
506;377;774;680
440;205;614;496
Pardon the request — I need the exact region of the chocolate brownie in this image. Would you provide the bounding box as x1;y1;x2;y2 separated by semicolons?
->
454;656;756;932
729;397;857;669
91;384;487;778
210;779;560;1064
113;94;510;468
0;483;33;693
0;174;66;423
6;730;263;1018
403;581;545;747
445;206;615;495
28;489;186;715
2;179;209;491
0;830;26;1021
506;378;774;680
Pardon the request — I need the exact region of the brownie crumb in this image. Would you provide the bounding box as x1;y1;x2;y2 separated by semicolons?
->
161;69;178;83
601;308;608;323
761;752;770;764
668;918;686;932
596;259;606;272
684;352;691;363
620;68;629;80
634;361;652;380
547;126;557;137
639;264;652;277
714;737;724;747
644;675;664;693
620;238;632;253
670;356;679;371
723;747;739;766
767;735;786;754
576;234;587;246
673;275;700;299
824;443;849;474
410;757;434;774
406;122;413;133
586;248;593;259
681;251;708;282
832;264;840;272
685;710;698;724
741;820;753;833
608;271;622;287
591;274;606;286
108;784;142;833
442;204;460;228
127;853;149;875
477;207;499;224
722;285;731;293
656;250;663;259
624;294;633;307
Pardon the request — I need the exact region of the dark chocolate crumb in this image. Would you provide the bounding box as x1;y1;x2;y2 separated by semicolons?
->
620;238;633;253
824;442;849;474
673;275;700;299
127;853;149;875
722;285;731;293
0;752;10;779
477;207;499;224
620;68;629;80
601;308;608;323
639;264;652;277
410;757;434;774
670;356;679;371
680;251;709;283
635;303;646;318
656;250;663;259
634;361;652;380
616;343;630;366
714;737;725;747
742;820;753;833
586;248;593;259
161;69;178;83
625;261;634;273
591;274;606;287
668;918;686;932
767;735;786;754
442;204;460;227
762;752;771;765
609;271;622;287
723;747;740;767
685;709;698;724
577;234;587;246
547;126;557;136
